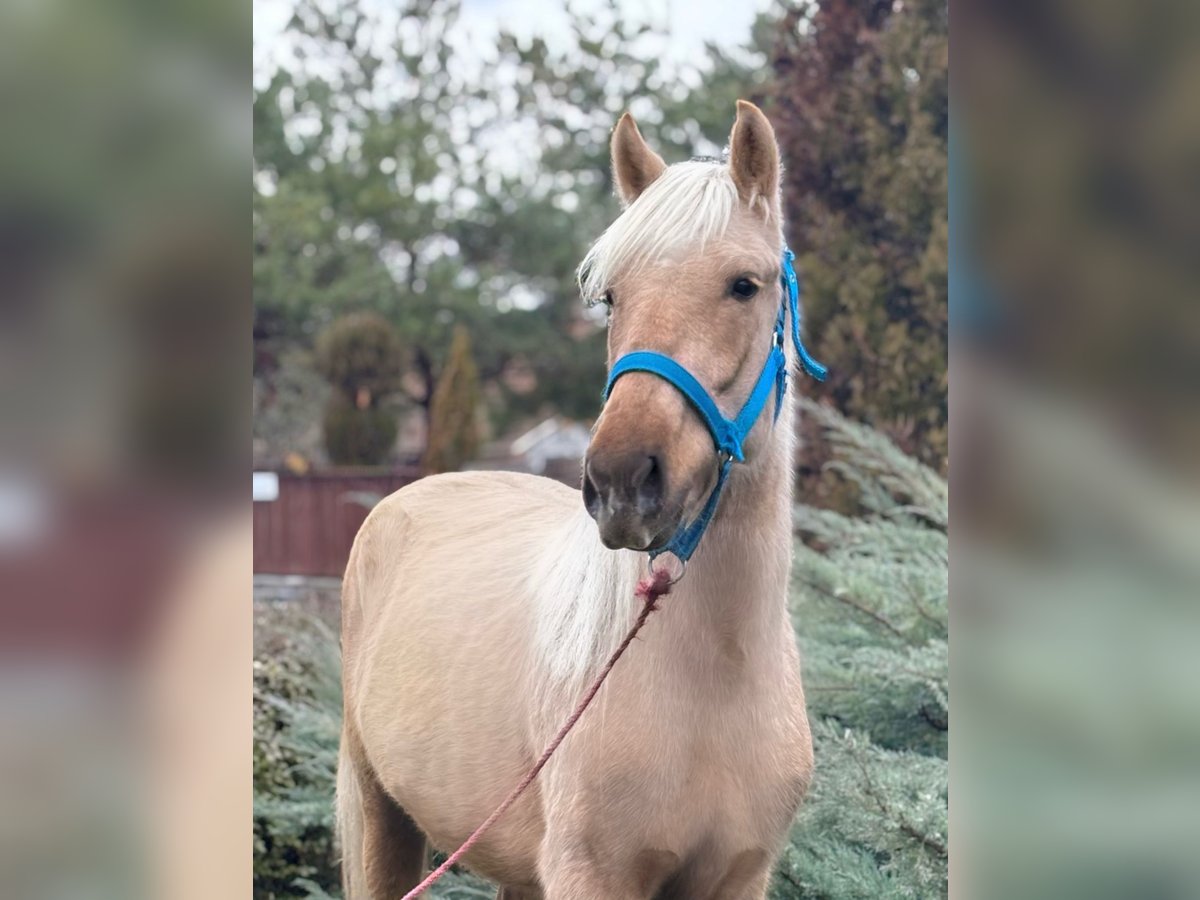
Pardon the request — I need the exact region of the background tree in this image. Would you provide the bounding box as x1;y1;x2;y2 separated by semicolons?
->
421;325;481;475
315;313;404;466
253;0;774;454
315;312;405;407
772;0;948;470
772;398;947;898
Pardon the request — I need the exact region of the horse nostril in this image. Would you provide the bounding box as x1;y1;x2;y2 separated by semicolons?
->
583;453;664;524
582;461;604;519
632;455;664;515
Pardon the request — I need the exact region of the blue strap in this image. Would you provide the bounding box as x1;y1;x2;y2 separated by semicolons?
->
782;250;828;382
606;347;789;464
605;352;746;461
733;345;787;439
657;457;732;561
601;247;827;562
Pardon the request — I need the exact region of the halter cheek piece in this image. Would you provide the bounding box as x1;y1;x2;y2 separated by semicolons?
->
602;248;827;564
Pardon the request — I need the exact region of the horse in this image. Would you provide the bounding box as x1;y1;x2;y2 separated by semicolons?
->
337;100;814;899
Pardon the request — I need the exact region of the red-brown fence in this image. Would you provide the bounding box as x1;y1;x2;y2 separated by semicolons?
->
253;469;422;577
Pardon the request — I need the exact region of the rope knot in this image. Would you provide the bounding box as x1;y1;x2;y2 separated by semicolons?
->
635;566;673;609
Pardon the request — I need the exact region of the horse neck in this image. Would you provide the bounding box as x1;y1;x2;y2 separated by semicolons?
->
678;400;795;640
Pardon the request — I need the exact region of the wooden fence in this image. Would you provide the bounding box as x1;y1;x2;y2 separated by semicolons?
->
253;469;422;577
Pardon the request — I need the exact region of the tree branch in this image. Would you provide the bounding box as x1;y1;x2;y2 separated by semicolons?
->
919;704;948;732
800;578;907;640
854;750;948;858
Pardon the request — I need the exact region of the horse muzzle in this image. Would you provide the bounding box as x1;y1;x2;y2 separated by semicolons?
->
582;448;677;550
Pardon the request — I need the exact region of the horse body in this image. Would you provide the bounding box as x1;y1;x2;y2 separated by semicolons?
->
343;464;810;898
338;102;814;898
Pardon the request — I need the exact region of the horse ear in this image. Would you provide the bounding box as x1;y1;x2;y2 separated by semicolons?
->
612;113;667;206
728;100;780;212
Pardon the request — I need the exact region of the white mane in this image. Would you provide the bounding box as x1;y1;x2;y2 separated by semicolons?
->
527;504;643;697
577;160;740;303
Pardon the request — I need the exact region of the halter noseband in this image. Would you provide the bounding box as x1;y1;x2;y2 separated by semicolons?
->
602;248;827;564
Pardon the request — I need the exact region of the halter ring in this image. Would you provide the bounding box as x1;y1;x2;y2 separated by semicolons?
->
647;552;686;586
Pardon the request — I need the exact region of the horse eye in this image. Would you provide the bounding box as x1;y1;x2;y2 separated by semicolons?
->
730;278;758;300
603;290;614;307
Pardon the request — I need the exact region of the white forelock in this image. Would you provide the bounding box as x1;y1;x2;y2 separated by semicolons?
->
577;160;741;304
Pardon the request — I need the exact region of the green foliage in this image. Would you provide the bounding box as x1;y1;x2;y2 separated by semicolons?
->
253;0;949;471
773;0;949;468
253;610;342;898
253;346;331;466
774;398;948;897
422;325;482;474
314;313;404;465
773;721;947;899
321;392;399;467
315;313;405;406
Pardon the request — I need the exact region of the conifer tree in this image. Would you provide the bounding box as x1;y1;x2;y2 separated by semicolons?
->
421;325;482;475
772;397;948;898
315;313;404;466
772;0;949;468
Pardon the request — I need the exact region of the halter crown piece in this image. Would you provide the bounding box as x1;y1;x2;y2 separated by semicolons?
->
603;248;827;565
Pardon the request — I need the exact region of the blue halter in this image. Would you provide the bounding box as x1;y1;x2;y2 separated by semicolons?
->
602;248;827;563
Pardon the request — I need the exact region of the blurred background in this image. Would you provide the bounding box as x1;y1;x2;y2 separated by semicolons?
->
251;0;946;570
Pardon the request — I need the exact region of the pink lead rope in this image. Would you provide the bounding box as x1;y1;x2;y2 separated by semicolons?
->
400;566;675;899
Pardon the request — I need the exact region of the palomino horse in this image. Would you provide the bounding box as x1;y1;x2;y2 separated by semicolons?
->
338;100;814;899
